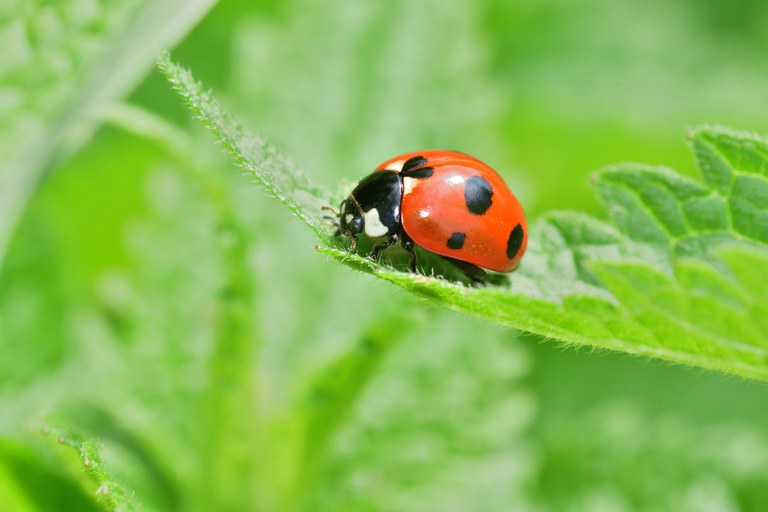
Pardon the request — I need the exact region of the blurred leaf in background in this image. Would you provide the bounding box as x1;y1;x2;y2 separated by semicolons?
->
0;0;216;267
2;0;768;510
533;403;768;511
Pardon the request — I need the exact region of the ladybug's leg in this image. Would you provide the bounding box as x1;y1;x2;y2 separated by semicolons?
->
369;232;399;262
349;234;358;252
442;256;486;285
322;205;341;235
400;232;418;273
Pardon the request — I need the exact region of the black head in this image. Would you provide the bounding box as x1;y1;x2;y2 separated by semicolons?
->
343;170;403;239
338;198;364;236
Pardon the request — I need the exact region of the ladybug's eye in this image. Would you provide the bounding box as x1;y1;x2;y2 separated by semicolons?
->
339;199;364;234
348;215;363;234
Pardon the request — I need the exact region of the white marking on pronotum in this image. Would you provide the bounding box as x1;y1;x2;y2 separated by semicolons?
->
384;159;406;172
363;208;389;237
345;214;354;224
403;176;421;195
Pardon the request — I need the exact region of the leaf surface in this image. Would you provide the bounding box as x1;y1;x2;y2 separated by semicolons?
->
159;54;768;380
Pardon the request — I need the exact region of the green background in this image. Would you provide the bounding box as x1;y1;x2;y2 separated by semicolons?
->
2;0;768;510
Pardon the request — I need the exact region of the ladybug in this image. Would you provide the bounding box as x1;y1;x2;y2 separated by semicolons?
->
327;150;527;280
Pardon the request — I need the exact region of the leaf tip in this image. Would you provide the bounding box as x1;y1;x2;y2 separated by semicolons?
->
155;49;173;71
687;123;768;147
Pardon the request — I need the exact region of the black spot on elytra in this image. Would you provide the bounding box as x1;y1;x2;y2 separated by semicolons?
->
447;232;466;250
401;155;428;173
506;224;524;259
464;176;494;215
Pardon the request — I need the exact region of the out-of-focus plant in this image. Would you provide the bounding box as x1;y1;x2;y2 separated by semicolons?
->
0;0;217;267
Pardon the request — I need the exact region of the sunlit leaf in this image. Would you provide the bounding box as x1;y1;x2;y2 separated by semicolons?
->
160;54;768;380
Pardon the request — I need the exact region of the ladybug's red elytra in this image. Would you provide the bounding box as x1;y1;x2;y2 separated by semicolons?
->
328;150;528;281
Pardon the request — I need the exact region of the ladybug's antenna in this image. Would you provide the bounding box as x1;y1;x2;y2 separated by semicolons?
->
321;205;338;215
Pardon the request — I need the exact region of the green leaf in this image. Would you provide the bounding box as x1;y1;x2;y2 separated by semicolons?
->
0;436;105;512
156;52;333;245
105;103;264;511
298;317;410;477
40;426;140;511
305;314;533;512
0;0;218;269
158;55;768;380
0;428;139;511
533;403;768;510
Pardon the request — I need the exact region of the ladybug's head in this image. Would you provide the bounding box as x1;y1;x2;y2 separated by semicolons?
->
337;170;402;240
338;198;364;236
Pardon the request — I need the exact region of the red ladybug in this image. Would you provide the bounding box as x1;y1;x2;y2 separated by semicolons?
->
329;150;527;280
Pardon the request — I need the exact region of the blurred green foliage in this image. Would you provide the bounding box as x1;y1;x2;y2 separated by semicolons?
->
2;0;768;510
